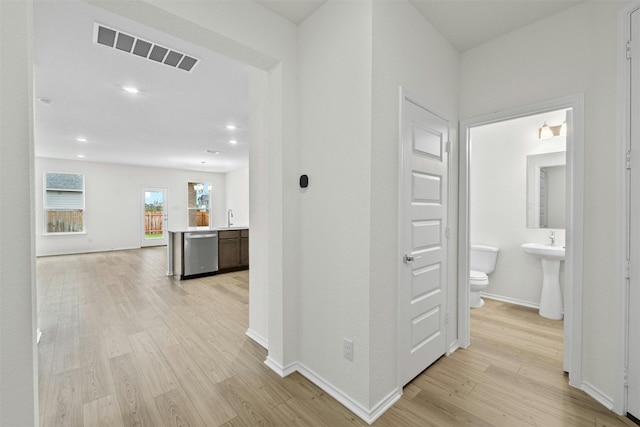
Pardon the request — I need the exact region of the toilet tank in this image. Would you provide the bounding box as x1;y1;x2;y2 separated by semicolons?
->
470;244;499;274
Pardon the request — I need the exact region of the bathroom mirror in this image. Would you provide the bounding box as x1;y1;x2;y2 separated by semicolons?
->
526;151;566;229
187;182;211;227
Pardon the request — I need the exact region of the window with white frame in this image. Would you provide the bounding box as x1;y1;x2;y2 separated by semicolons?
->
44;172;85;233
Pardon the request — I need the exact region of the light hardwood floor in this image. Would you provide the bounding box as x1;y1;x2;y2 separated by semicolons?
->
37;247;634;426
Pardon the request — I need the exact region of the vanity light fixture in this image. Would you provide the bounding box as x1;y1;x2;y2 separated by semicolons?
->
538;121;566;140
559;121;567;136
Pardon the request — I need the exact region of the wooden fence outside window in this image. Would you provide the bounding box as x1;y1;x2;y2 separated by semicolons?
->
145;211;164;234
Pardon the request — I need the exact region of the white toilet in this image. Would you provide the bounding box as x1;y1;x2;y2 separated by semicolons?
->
469;244;499;308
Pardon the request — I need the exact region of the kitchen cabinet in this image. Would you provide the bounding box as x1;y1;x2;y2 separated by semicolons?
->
218;228;249;273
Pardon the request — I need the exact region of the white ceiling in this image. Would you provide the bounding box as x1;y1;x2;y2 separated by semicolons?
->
408;0;585;52
34;0;585;174
257;0;585;51
34;1;249;174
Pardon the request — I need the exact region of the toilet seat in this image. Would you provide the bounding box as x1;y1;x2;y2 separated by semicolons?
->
470;270;488;285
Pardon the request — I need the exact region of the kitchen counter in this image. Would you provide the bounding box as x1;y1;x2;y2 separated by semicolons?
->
167;227;249;277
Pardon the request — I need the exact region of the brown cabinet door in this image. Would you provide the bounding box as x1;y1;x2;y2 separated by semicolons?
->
240;237;249;266
218;238;240;269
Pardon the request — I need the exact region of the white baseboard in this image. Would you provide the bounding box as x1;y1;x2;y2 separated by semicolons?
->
264;356;297;377
481;292;540;310
581;381;614;411
36;245;141;257
447;340;460;355
296;362;401;425
245;328;267;349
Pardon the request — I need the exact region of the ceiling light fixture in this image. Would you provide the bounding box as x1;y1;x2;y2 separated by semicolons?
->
77;154;85;158
226;124;236;130
538;121;566;140
76;137;87;143
122;85;139;94
229;140;237;145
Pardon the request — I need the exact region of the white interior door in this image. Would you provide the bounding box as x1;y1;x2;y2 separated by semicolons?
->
400;95;448;387
141;187;168;247
627;8;640;420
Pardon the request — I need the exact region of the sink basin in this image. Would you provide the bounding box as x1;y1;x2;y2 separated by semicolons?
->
521;242;565;320
521;243;565;261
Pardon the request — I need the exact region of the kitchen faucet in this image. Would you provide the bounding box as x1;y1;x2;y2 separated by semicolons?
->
227;209;234;228
549;231;555;245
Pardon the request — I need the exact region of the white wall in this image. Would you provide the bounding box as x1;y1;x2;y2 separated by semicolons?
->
247;67;269;346
35;158;226;256
370;0;459;407
225;167;249;227
298;0;373;406
0;1;38;425
470;111;566;306
460;0;626;403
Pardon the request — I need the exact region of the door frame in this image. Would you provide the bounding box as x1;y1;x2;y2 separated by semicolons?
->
141;187;168;247
458;94;584;387
397;87;451;387
616;1;640;416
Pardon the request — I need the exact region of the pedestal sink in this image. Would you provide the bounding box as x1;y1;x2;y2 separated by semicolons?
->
521;243;565;320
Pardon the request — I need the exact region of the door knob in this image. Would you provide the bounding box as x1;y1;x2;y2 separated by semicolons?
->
404;254;415;264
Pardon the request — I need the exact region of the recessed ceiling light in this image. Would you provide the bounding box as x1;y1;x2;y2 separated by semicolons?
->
38;97;53;105
229;140;237;145
77;154;85;158
76;137;87;142
122;86;139;94
226;124;236;130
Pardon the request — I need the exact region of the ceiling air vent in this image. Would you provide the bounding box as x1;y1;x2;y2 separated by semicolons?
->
94;23;199;73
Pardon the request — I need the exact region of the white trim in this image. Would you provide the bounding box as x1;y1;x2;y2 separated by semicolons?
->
447;340;460;356
296;362;402;426
458;94;584;388
263;356;296;377
582;381;616;411
140;186;168;247
245;328;268;349
616;2;640;416
481;292;540;310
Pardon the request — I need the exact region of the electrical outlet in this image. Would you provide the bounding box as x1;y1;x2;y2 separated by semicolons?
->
343;338;353;361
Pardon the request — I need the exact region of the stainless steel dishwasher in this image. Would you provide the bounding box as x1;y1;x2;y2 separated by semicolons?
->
183;231;218;279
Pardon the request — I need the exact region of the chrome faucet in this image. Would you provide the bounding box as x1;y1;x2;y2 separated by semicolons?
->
549;231;555;245
227;209;234;228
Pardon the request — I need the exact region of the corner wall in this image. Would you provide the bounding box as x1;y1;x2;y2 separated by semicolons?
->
296;0;461;416
460;0;626;402
297;0;373;407
0;1;38;425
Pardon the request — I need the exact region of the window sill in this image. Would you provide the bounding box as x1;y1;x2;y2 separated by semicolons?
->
42;231;87;236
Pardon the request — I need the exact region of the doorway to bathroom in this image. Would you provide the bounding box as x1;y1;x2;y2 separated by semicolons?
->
458;95;584;387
